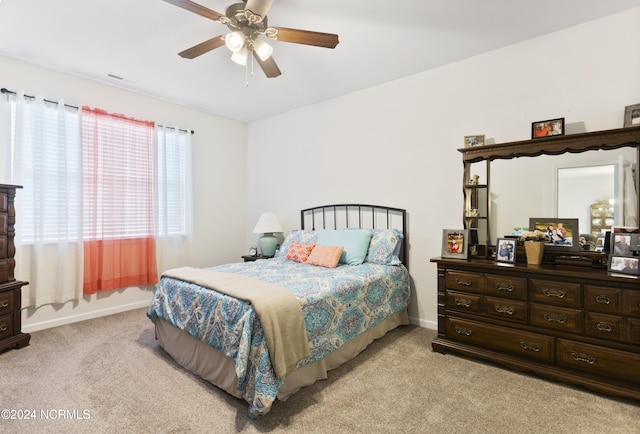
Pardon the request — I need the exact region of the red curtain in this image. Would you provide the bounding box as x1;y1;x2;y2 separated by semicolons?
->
81;107;158;294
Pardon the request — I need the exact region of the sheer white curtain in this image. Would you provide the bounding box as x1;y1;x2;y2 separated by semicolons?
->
155;126;193;271
11;92;84;307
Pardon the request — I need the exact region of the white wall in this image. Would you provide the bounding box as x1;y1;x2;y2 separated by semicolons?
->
247;8;640;329
0;55;248;331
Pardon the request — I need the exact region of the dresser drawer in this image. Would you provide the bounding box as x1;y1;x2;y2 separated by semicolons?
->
445;271;485;294
530;279;580;307
585;312;624;341
623;290;640;317
628;318;640;344
0;312;13;340
557;339;640;384
584;285;622;314
0;288;14;313
446;291;482;314
485;274;527;300
485;296;527;324
446;317;554;362
530;303;583;333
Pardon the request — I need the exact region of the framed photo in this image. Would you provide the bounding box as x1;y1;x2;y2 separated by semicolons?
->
441;229;468;259
528;218;579;252
611;227;640;257
532;118;564;138
464;135;486;147
608;255;640;275
495;238;516;264
624;103;640;127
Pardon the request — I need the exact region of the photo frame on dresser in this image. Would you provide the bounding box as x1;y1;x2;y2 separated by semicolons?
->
495;238;516;264
608;227;640;275
441;229;468;259
528;218;579;252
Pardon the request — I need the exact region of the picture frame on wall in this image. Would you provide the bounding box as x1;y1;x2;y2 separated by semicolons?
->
495;238;516;264
528;218;580;252
441;229;468;259
624;103;640;127
464;135;486;147
532;118;564;138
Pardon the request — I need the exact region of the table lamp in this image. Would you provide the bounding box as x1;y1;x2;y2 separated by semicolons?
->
253;213;283;257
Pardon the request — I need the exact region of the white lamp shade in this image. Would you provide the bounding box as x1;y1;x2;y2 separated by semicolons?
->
230;47;248;65
253;213;283;234
225;31;246;52
253;38;273;61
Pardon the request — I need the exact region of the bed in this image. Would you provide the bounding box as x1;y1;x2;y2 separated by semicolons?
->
147;204;410;418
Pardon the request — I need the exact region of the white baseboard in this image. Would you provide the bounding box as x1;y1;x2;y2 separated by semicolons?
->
409;316;437;330
22;300;150;333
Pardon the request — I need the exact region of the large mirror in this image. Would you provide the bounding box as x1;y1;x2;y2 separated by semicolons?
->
486;147;637;245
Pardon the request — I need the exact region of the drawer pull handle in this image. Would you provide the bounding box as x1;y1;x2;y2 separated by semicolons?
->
454;297;472;308
570;351;596;365
495;304;515;315
595;294;610;305
596;322;612;333
519;341;541;352
494;283;514;292
454;325;473;336
0;324;6;332
0;300;8;308
543;312;566;324
542;288;565;298
455;278;472;287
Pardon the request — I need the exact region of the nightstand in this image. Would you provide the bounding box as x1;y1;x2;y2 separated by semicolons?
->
242;255;272;262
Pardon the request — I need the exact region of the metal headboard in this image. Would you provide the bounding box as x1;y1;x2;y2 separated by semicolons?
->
300;204;408;265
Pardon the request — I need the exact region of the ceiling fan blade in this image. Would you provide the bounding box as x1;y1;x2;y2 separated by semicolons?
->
178;36;226;59
162;0;224;21
244;0;274;20
268;27;339;49
253;51;281;78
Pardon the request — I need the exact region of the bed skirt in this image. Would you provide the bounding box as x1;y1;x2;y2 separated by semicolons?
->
155;309;409;403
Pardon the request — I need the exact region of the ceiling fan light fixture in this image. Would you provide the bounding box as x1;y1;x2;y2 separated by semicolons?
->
225;31;246;52
253;38;273;61
231;46;248;65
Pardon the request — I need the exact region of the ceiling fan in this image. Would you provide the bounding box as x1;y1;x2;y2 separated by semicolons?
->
163;0;340;78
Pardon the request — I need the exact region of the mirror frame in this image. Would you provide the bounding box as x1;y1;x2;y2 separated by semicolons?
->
458;125;640;264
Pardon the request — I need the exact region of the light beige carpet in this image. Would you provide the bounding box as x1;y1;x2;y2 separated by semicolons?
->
1;308;638;433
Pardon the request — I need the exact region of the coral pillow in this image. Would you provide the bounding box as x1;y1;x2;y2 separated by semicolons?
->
305;245;344;268
286;240;316;263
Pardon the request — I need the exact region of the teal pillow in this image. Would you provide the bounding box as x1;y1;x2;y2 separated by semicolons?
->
316;229;372;265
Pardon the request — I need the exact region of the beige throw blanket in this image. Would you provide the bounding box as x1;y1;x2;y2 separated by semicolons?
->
162;266;310;379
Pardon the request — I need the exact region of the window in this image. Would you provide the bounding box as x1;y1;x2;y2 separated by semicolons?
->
156;126;189;236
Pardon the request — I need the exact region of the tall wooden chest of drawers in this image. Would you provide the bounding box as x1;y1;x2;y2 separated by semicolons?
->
432;257;640;401
0;184;30;353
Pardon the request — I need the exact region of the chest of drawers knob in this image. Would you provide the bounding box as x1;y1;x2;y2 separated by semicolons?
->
543;312;566;324
454;325;473;336
494;283;514;292
495;304;515;315
519;341;541;352
570;351;596;365
595;294;611;305
0;300;8;308
543;287;566;299
455;278;472;286
596;322;612;333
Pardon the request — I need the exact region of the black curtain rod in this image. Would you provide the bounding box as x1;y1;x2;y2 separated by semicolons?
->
1;87;79;110
2;87;194;134
158;125;195;135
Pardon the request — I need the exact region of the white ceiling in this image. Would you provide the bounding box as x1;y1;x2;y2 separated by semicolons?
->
0;0;638;123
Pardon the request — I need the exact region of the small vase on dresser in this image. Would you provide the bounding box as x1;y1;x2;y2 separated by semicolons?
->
524;241;545;265
0;184;30;353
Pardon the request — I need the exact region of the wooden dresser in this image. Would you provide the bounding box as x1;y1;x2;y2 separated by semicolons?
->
0;183;30;353
431;257;640;401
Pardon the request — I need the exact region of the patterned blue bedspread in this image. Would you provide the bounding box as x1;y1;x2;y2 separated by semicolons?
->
146;256;410;418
